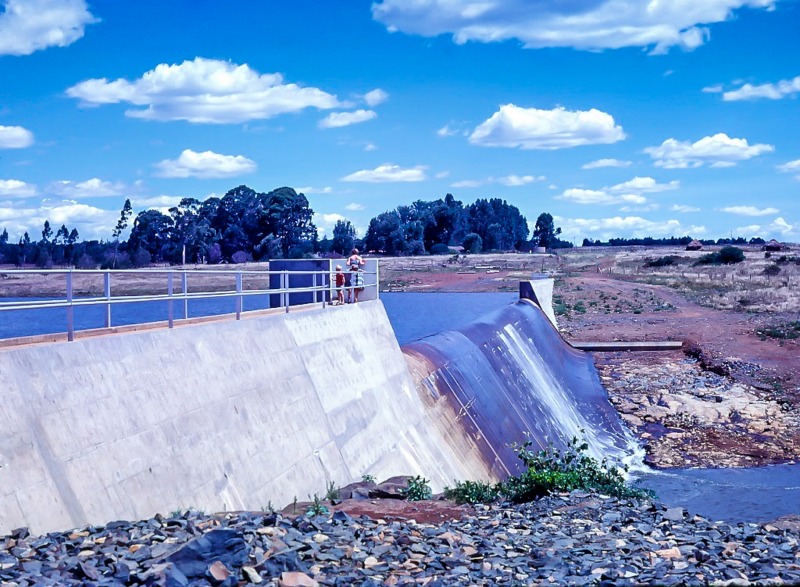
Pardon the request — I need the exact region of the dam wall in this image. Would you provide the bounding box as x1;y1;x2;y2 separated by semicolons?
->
0;301;493;535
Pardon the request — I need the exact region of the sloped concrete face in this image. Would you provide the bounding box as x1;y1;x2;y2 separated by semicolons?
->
0;301;490;535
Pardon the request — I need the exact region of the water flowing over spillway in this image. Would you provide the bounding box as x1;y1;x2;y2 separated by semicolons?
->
402;299;643;479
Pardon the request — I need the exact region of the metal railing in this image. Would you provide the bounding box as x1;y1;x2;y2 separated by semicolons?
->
0;264;379;342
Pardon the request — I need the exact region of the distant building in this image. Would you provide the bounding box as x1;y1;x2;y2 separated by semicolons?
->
764;239;784;252
685;239;703;251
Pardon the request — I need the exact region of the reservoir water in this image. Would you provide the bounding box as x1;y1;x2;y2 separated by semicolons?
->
2;291;798;523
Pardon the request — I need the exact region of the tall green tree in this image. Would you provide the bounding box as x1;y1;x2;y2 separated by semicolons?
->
533;213;561;249
332;219;356;255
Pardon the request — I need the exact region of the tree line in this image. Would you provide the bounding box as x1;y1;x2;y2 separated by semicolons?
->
0;185;576;268
582;236;768;247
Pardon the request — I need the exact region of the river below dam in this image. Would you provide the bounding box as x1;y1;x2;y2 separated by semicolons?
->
2;291;799;523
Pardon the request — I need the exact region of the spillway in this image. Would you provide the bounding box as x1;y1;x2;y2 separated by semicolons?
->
403;299;643;478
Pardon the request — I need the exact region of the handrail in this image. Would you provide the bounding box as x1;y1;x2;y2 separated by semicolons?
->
0;264;379;342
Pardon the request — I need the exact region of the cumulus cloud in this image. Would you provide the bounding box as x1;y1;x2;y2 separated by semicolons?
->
345;203;365;211
556;215;707;242
644;133;774;168
363;89;389;106
720;205;780;217
469;104;625;150
371;0;774;53
0;0;97;56
130;195;185;209
769;217;798;237
557;176;678;206
319;109;377;129
0;125;34;149
0;179;37;198
723;76;800;101
154;149;257;179
342;164;426;183
582;158;632;169
49;177;126;198
66;57;341;124
0;198;118;241
672;204;701;213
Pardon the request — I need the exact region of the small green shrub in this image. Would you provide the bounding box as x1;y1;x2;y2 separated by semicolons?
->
361;474;376;483
756;321;800;340
645;255;680;268
573;301;586;313
718;246;745;264
324;480;340;501
444;480;500;504
306;494;329;516
429;243;453;255
763;264;781;276
402;476;433;501
499;436;654;503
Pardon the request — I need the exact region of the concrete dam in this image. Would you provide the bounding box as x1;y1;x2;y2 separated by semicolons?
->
0;282;638;535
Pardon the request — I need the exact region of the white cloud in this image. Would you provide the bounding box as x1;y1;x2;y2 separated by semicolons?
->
342;164;427;183
0;125;34;148
720;205;780;217
0;198;118;241
556;215;707;242
702;84;723;94
671;204;701;213
345;203;365;211
296;186;333;194
608;176;679;193
557;176;678;206
363;89;389;107
364;143;378;152
437;124;459;137
372;0;774;53
582;158;632;169
0;178;37;198
469;104;625;150
497;174;544;186
130;195;184;209
0;0;96;56
434;171;450;179
319;109;377;129
769;217;798;237
557;188;646;206
154;149;257;179
451;179;483;188
644;133;774;168
723;76;800;101
50;177;126;198
66;57;341;124
777;159;800;180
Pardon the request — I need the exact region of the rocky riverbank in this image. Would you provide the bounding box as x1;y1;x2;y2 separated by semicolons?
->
3;491;800;586
595;352;800;468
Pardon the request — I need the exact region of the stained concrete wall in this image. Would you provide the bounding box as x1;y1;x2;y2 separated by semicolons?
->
0;301;492;535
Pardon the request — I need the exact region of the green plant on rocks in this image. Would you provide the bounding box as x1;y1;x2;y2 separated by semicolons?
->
499;435;654;503
324;480;340;501
444;480;500;504
306;494;329;516
402;476;433;501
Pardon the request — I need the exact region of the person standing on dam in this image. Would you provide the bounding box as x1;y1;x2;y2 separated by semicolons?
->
334;265;346;305
347;248;365;303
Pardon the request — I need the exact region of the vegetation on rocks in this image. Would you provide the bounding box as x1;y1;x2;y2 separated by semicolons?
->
445;435;653;505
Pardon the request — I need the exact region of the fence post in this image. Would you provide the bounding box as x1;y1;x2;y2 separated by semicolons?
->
104;272;111;328
167;271;174;329
235;272;243;320
312;272;317;304
66;271;74;342
375;260;380;299
182;271;188;319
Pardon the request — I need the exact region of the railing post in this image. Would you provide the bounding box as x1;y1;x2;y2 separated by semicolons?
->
375;260;380;299
182;271;188;319
66;271;74;342
235;272;243;320
281;271;288;312
312;272;317;304
167;271;174;329
104;271;111;328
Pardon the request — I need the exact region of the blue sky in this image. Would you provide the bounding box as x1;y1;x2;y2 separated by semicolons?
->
1;0;799;244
